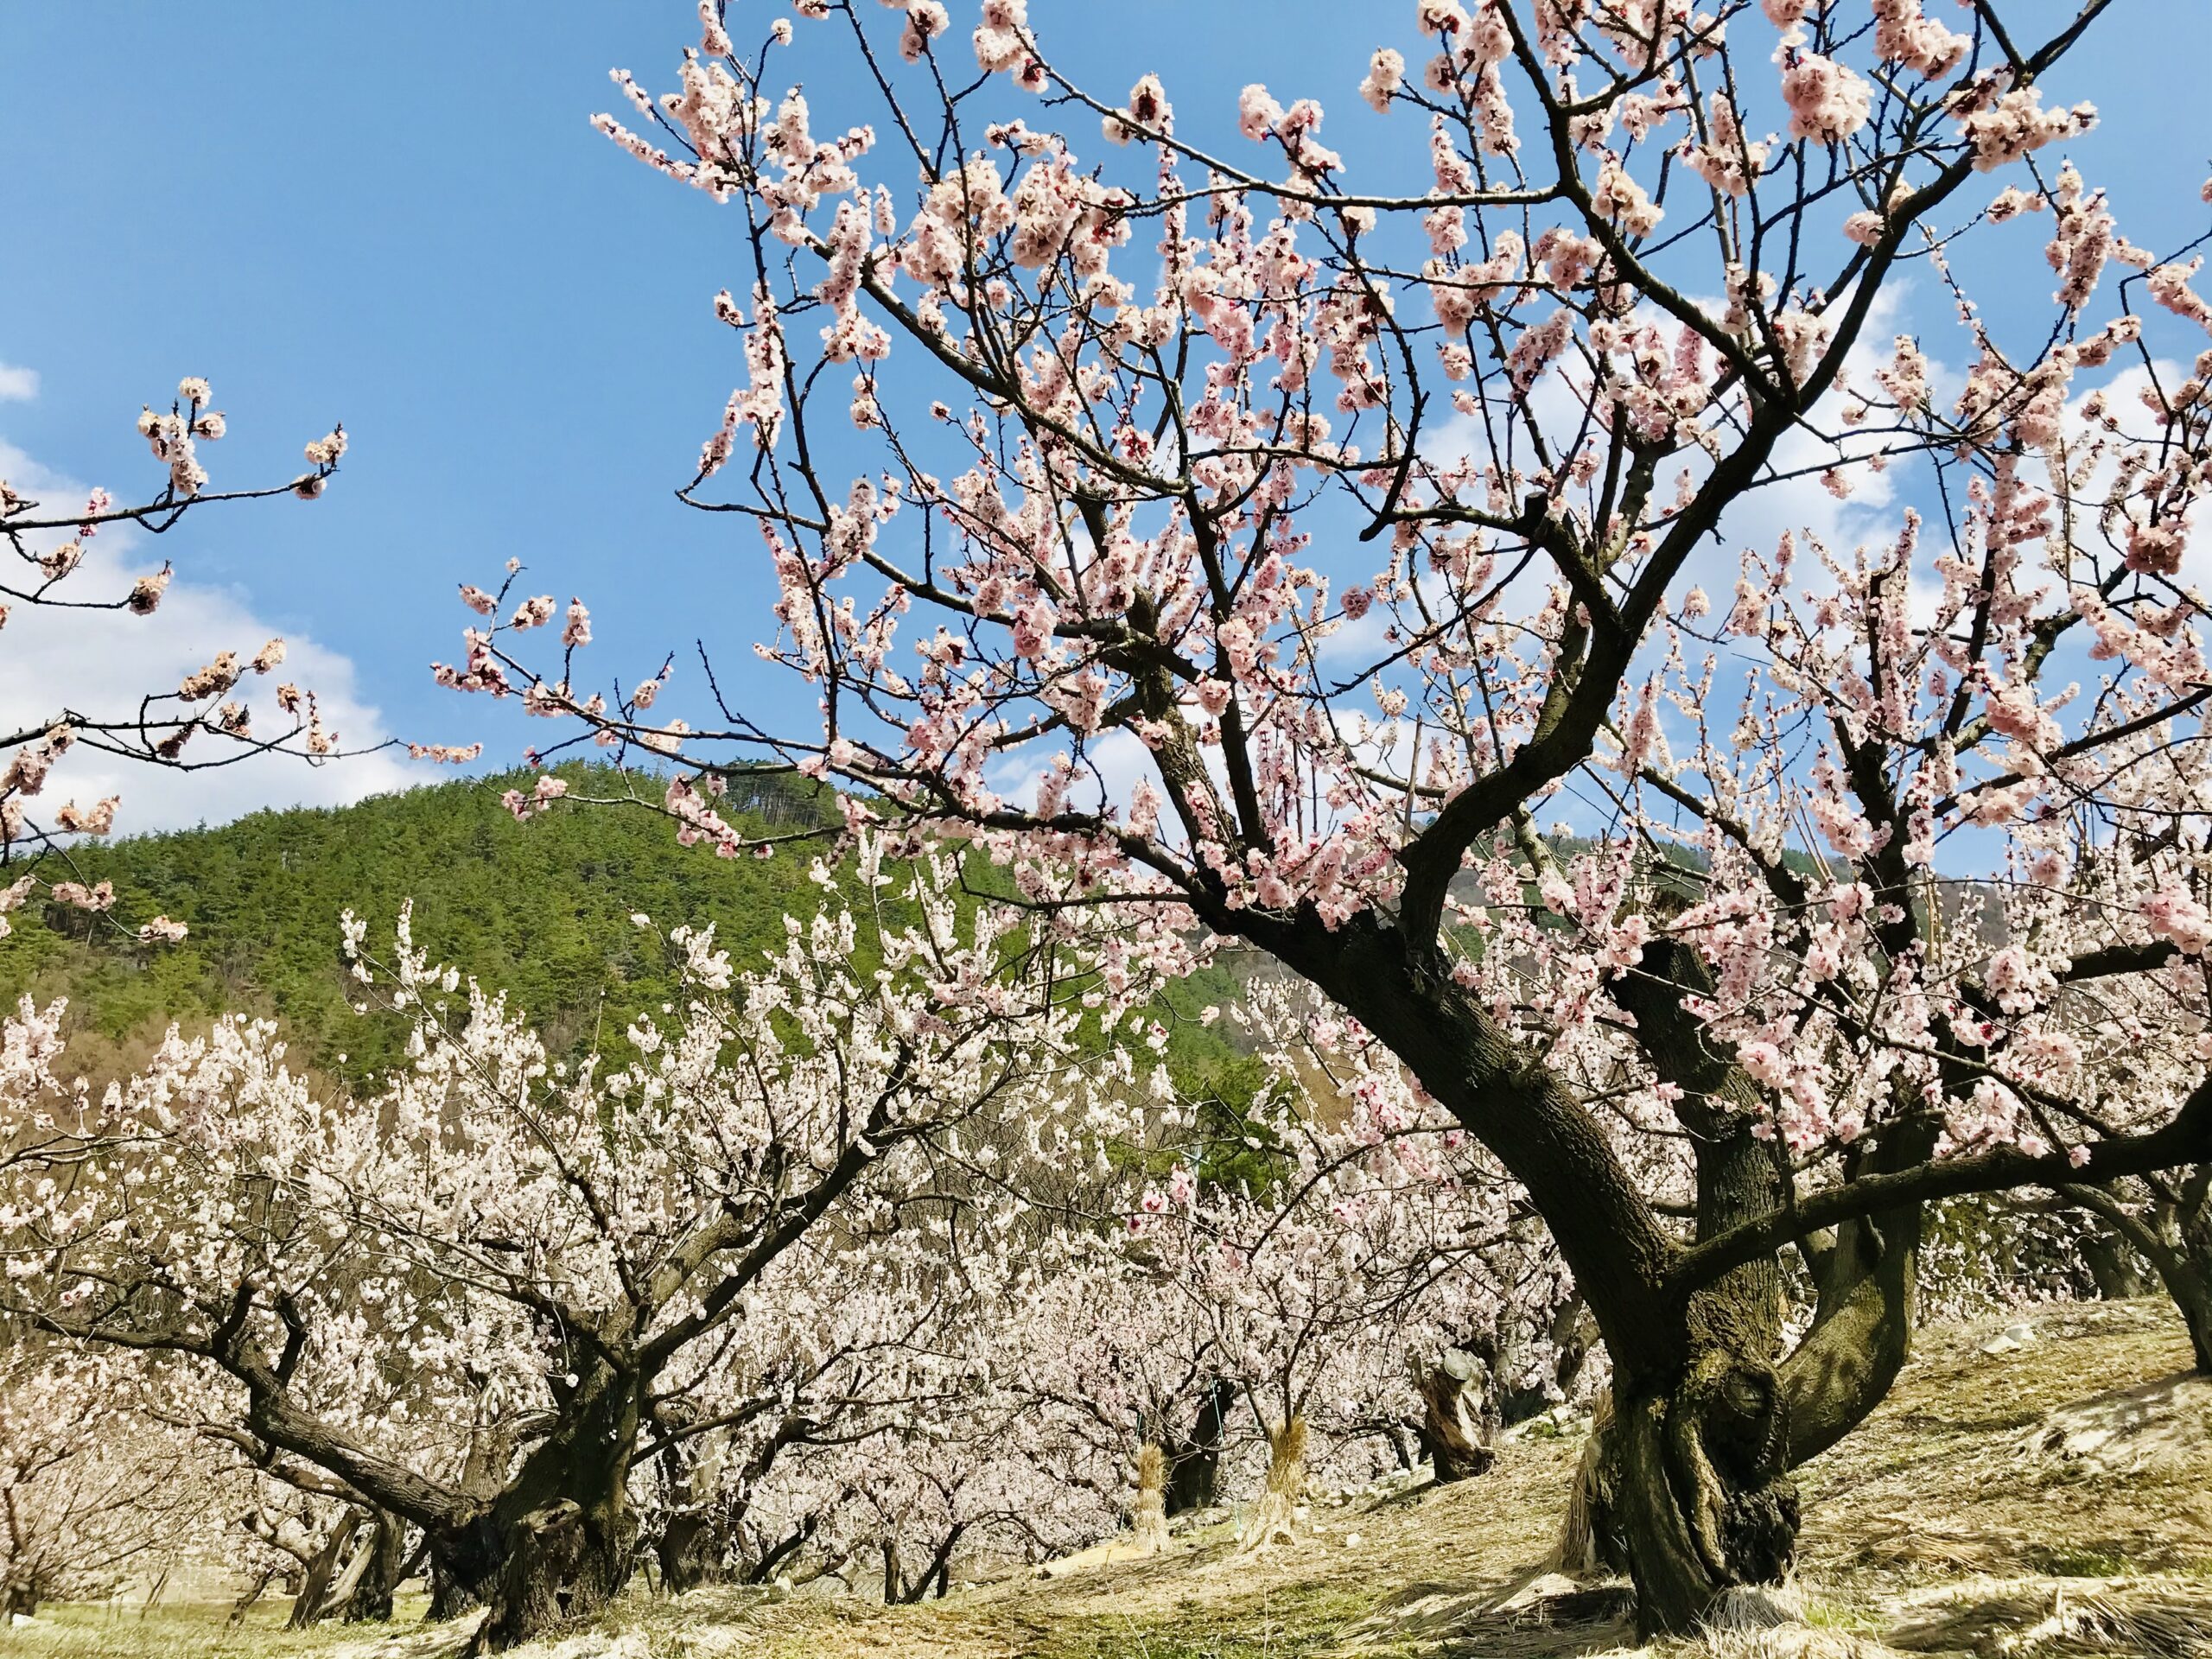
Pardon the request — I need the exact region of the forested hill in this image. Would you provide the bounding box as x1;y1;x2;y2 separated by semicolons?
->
0;765;1243;1087
0;766;849;1079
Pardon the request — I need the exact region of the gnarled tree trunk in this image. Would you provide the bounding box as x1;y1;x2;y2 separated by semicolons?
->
1416;1349;1496;1482
1604;1320;1799;1634
448;1482;634;1650
431;1370;642;1649
2168;1259;2212;1376
1;1573;40;1621
2066;1177;2212;1375
286;1513;358;1630
2081;1225;2155;1301
656;1508;721;1593
475;1503;593;1652
227;1565;279;1626
1561;938;1803;1628
338;1510;407;1623
652;1438;728;1594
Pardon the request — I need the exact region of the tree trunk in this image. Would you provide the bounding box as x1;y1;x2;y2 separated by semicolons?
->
1164;1376;1234;1515
2177;1177;2212;1375
1287;918;1874;1630
1237;1418;1307;1555
656;1509;720;1593
471;1496;633;1653
1562;1289;1799;1633
893;1522;964;1604
2126;1209;2212;1375
228;1566;277;1626
430;1483;633;1646
425;1510;503;1624
1497;1297;1595;1427
1416;1350;1496;1482
743;1513;818;1584
2066;1179;2212;1375
2168;1258;2212;1375
339;1510;407;1623
1;1575;39;1620
459;1368;642;1649
475;1502;586;1652
286;1516;355;1630
1128;1444;1170;1554
1778;1123;1936;1467
426;1557;480;1624
2081;1227;2155;1301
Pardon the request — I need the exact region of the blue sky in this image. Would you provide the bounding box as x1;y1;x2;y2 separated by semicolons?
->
3;2;2210;830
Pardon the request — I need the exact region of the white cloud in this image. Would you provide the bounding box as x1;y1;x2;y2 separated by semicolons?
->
0;363;37;403
0;435;420;836
989;726;1160;823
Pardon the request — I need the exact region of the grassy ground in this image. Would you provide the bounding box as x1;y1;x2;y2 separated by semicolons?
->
8;1300;2206;1659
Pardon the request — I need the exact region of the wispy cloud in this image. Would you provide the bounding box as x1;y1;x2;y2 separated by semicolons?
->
0;362;39;402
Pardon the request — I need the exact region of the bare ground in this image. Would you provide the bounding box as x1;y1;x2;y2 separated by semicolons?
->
8;1300;2207;1659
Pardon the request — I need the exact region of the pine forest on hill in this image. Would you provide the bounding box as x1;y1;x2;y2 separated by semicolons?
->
0;764;1243;1086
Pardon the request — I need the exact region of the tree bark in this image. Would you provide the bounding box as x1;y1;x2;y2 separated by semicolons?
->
743;1513;819;1584
2081;1226;2155;1300
1777;1120;1936;1466
339;1510;407;1623
1533;932;1804;1624
656;1509;720;1593
1163;1376;1234;1515
2166;1260;2212;1375
286;1514;356;1630
426;1554;482;1624
1560;1283;1801;1628
652;1437;729;1593
1288;922;1791;1620
1605;1344;1799;1637
434;1371;641;1648
474;1502;590;1653
227;1566;278;1626
889;1522;964;1603
2066;1179;2212;1375
452;1488;633;1651
1416;1350;1496;1482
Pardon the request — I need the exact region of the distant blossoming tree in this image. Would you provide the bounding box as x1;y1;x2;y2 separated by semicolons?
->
2;839;1148;1647
0;1348;239;1618
454;0;2212;1631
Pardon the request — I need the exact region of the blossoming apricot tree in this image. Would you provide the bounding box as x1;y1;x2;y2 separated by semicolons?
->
448;0;2212;1630
1;837;1144;1646
0;1347;239;1618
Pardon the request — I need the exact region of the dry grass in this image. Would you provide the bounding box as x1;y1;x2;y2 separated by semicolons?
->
5;1301;2204;1659
1886;1576;2212;1657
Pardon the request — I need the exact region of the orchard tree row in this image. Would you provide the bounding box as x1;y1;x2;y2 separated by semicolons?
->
2;882;2172;1642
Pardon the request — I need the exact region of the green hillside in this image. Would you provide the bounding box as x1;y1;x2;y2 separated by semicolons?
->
0;766;1239;1087
0;766;842;1081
